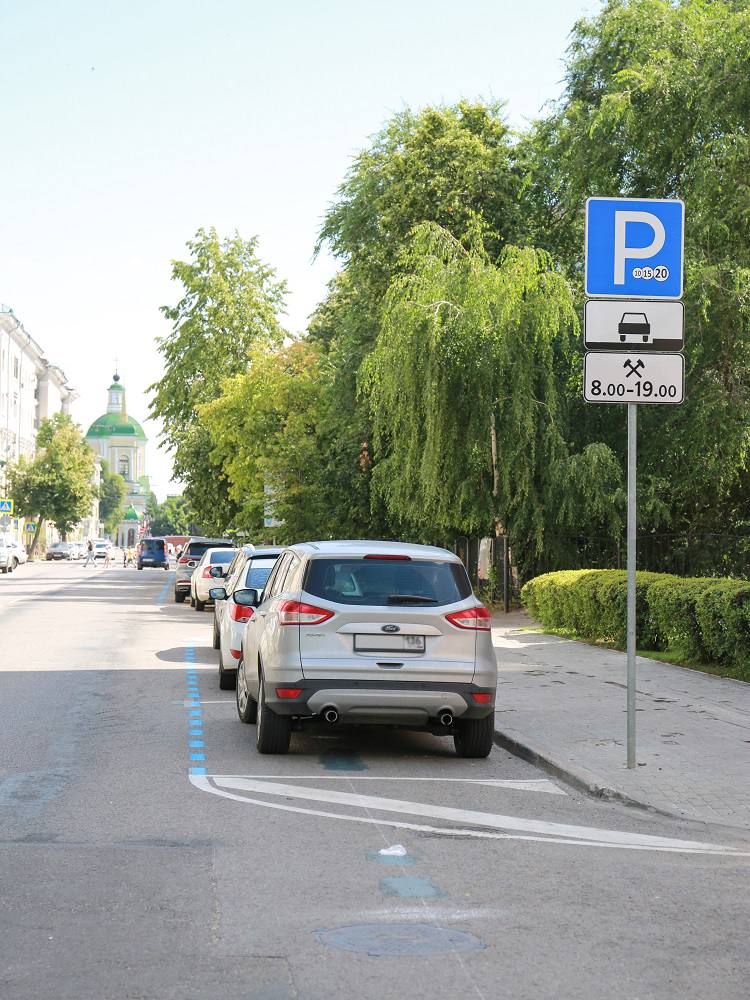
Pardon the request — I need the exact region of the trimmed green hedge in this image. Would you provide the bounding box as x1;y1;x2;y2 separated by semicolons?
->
521;569;750;679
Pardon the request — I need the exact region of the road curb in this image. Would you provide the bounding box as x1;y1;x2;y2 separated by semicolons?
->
491;724;692;823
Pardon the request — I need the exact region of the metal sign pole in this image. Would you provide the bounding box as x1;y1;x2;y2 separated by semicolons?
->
626;402;637;768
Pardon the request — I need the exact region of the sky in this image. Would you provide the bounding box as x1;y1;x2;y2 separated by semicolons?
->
0;0;597;499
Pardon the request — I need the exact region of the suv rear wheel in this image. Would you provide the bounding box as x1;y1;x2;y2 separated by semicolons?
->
453;714;494;758
256;674;291;754
174;590;185;604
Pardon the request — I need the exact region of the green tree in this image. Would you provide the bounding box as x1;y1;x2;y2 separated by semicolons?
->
7;414;96;556
521;0;750;533
200;340;331;541
149;227;287;530
310;102;525;540
148;495;196;536
362;224;623;569
98;460;127;536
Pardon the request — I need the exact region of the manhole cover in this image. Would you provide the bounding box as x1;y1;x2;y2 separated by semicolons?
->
316;923;485;956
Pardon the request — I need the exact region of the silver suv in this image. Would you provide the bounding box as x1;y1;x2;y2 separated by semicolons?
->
236;540;497;757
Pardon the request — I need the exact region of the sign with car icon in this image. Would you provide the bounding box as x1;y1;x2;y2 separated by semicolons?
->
584;298;683;352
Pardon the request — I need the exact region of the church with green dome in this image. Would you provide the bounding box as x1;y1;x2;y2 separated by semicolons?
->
85;374;151;547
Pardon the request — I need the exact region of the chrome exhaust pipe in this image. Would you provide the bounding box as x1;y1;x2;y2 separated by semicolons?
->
323;707;339;724
439;711;454;727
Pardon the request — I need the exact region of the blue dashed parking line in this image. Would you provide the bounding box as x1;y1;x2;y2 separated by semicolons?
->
157;572;174;604
183;644;208;776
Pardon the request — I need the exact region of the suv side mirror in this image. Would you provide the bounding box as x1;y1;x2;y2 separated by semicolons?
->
209;587;228;602
234;588;260;608
209;565;225;578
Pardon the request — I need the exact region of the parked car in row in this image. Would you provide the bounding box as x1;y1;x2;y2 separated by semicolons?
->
5;539;28;568
0;538;17;573
174;536;234;603
46;541;75;561
189;547;237;610
209;546;282;689
210;540;496;758
94;540;110;560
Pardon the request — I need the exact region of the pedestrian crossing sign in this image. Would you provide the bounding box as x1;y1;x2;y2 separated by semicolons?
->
0;498;14;514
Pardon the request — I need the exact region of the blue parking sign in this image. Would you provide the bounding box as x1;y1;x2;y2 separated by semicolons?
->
585;197;684;299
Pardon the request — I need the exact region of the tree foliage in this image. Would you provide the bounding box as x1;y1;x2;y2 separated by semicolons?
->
149;227;287;530
521;0;750;532
148;494;196;536
153;7;750;577
7;414;96;547
362;224;623;563
98;460;127;536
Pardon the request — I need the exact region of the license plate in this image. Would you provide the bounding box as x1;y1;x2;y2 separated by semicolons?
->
353;634;425;653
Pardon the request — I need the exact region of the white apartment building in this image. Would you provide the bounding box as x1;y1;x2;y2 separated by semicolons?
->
0;305;78;544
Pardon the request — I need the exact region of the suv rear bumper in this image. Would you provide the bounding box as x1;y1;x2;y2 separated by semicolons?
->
265;679;495;723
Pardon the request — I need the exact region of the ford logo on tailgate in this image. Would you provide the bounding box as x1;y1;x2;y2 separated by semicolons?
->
381;624;400;633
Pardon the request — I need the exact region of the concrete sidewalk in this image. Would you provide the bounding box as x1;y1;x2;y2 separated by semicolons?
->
491;612;750;831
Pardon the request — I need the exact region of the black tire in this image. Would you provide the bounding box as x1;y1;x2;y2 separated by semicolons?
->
195;597;205;611
0;566;7;574
189;594;195;608
212;618;220;649
138;565;143;571
174;590;186;604
235;658;257;723
12;559;18;571
256;674;291;754
453;714;494;758
219;660;237;691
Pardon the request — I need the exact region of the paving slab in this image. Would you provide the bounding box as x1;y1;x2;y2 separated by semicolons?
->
491;612;750;831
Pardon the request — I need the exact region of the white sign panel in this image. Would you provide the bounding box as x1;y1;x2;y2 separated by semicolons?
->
584;352;684;405
585;299;684;352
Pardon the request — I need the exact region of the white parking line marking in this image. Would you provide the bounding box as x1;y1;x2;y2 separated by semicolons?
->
191;775;748;856
208;774;566;795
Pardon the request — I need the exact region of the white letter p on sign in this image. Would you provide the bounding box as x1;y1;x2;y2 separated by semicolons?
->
613;211;665;284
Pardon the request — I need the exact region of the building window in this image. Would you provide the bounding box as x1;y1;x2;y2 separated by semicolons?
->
13;357;19;378
119;455;130;479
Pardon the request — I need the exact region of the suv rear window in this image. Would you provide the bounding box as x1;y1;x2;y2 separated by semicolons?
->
305;558;472;607
244;556;278;591
142;539;165;551
184;541;232;558
209;550;234;565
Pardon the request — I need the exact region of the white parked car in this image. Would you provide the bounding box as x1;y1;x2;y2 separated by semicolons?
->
235;540;497;756
190;546;237;610
4;539;27;567
0;538;14;573
209;546;281;689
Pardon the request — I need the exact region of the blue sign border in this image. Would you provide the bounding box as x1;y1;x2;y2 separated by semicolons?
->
585;196;685;300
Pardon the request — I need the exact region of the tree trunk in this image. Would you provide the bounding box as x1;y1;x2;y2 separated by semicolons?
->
490;411;518;607
490;412;503;540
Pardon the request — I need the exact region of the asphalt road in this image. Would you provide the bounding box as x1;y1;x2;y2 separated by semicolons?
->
2;563;749;1000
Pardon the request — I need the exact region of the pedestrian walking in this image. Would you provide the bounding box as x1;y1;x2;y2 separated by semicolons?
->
104;544;111;568
84;540;95;567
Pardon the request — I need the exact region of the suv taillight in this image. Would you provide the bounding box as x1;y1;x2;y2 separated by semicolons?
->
445;606;491;631
229;603;254;623
278;600;334;626
201;566;214;578
178;556;191;565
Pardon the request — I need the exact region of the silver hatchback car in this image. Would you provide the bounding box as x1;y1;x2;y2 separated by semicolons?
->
236;540;497;757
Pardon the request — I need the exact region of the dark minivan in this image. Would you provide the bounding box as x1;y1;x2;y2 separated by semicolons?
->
137;537;170;570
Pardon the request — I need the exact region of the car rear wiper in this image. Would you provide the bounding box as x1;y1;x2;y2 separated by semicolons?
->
386;594;438;605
